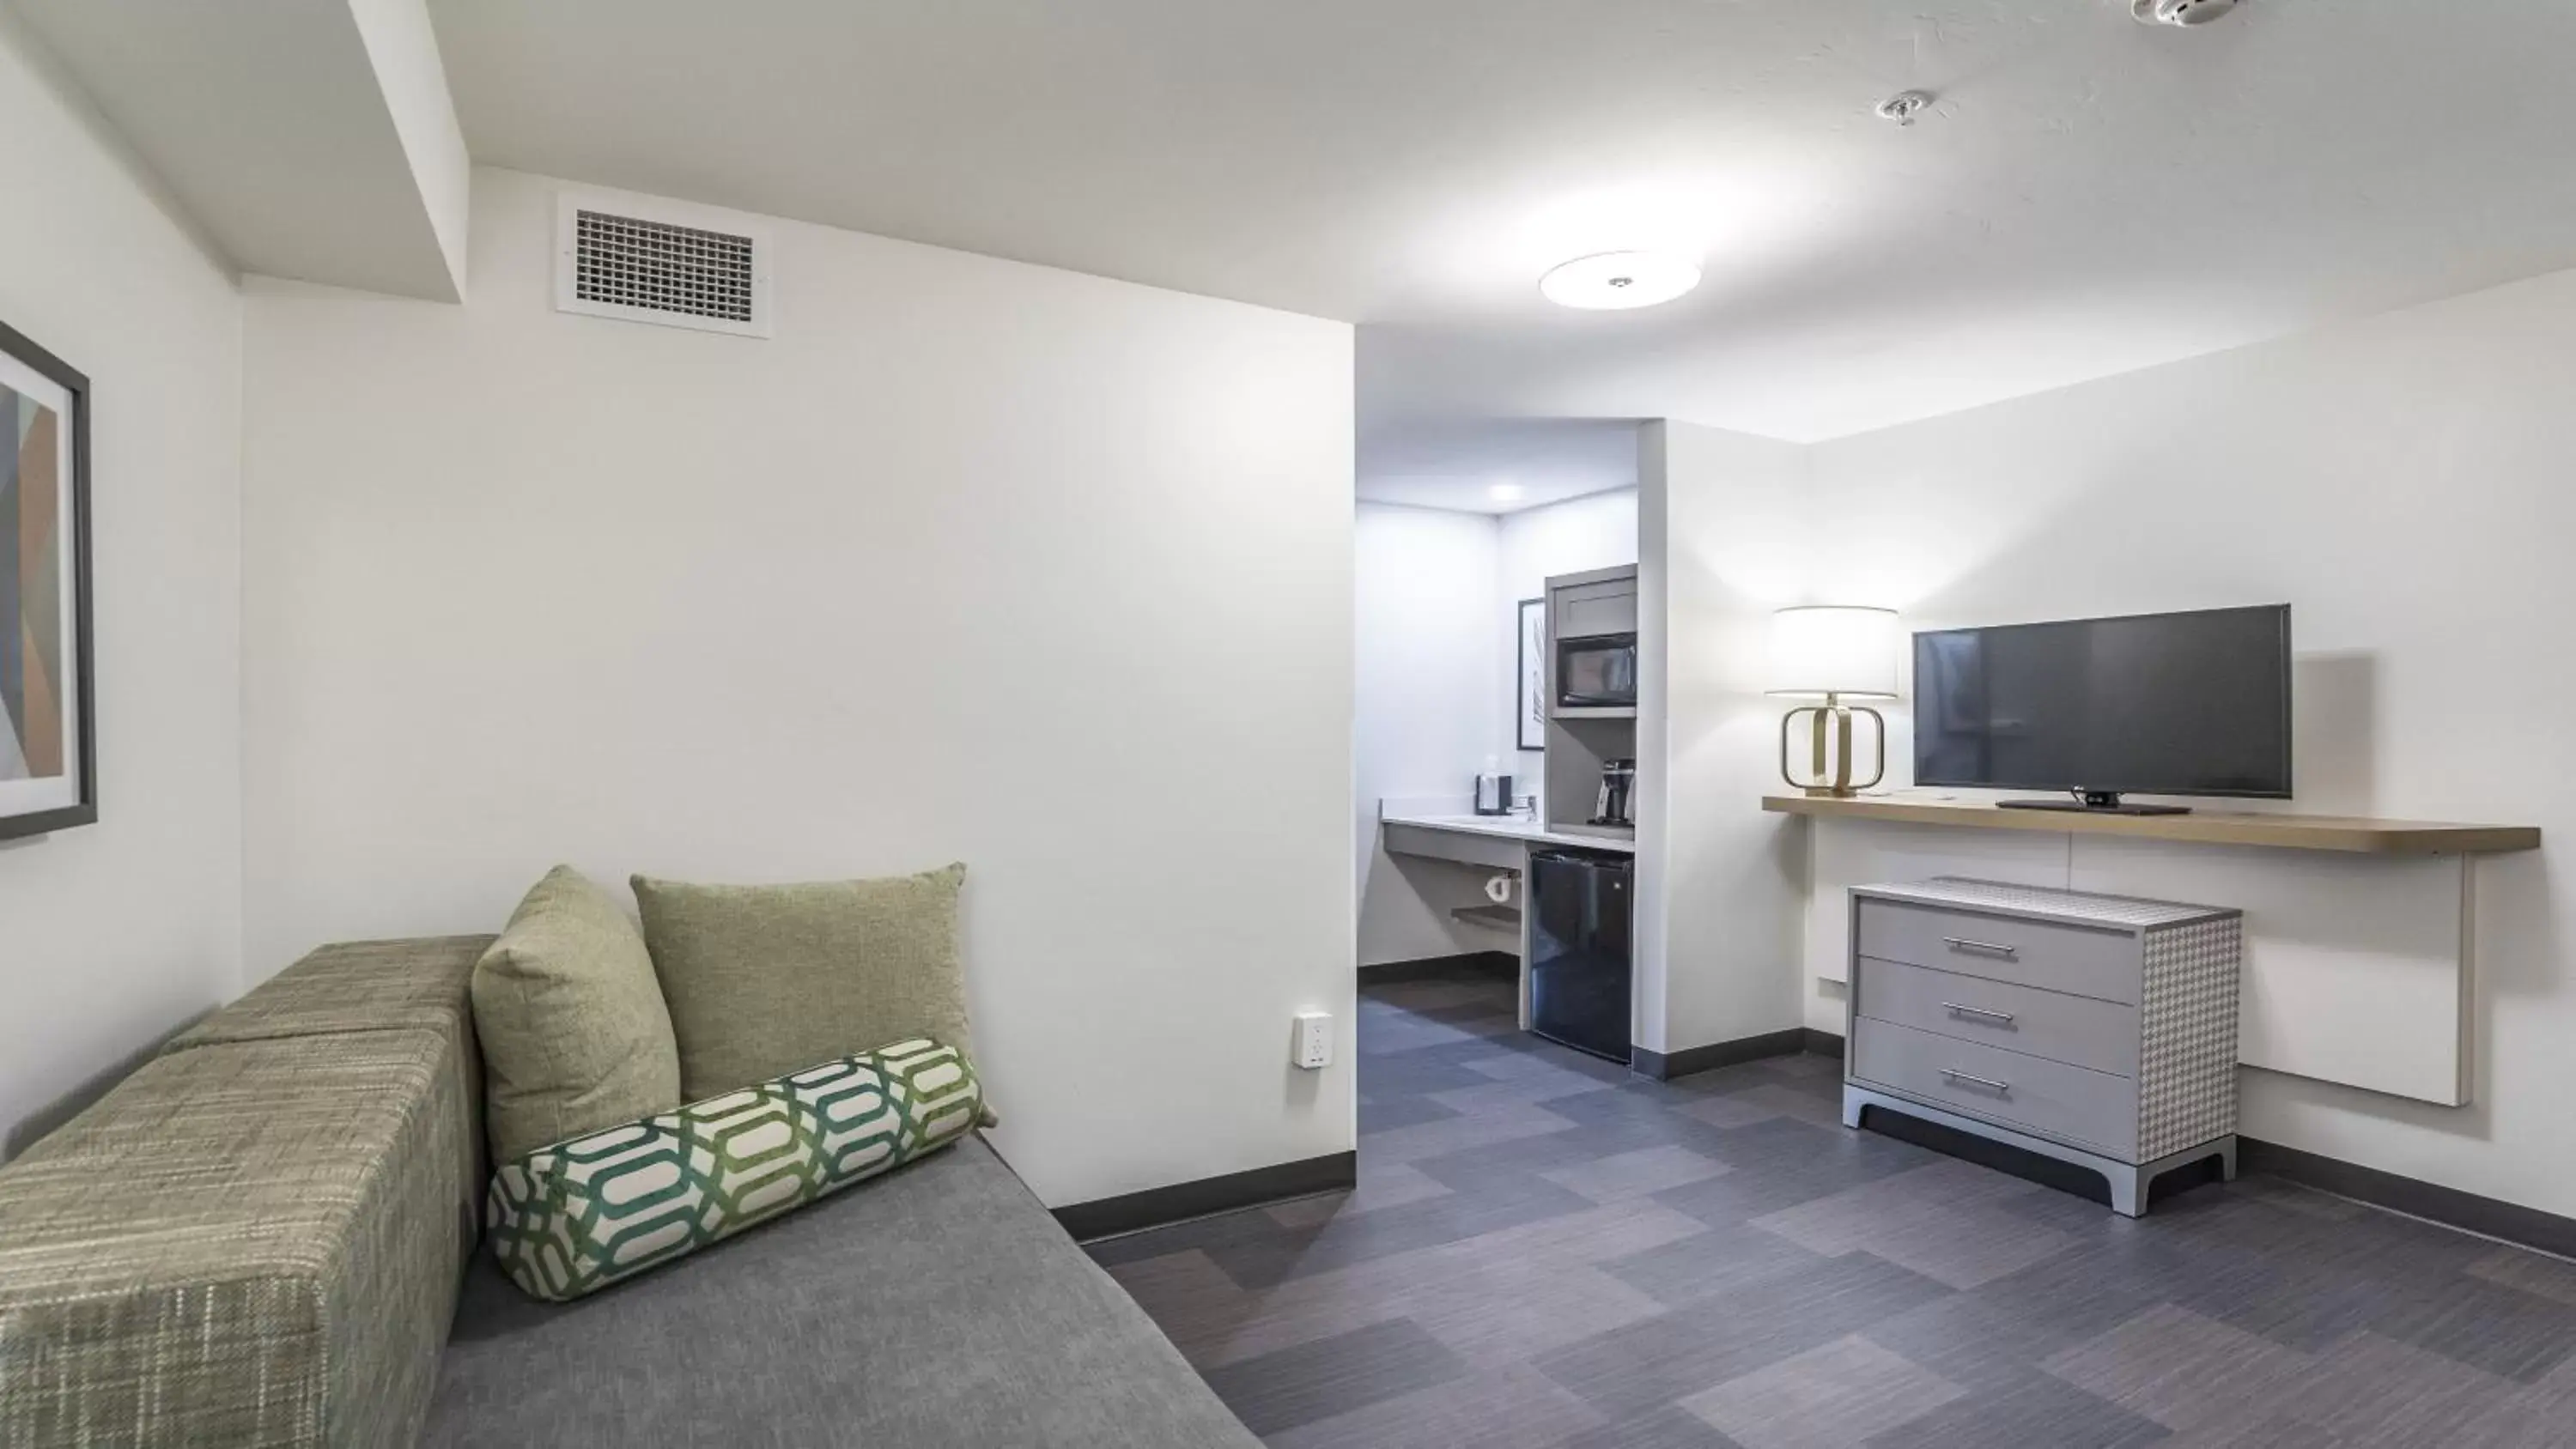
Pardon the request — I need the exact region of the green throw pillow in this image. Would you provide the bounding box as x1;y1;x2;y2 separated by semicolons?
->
631;864;974;1101
488;1038;982;1301
471;864;683;1163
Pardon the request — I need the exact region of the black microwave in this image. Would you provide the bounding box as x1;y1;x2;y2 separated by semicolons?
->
1556;633;1637;708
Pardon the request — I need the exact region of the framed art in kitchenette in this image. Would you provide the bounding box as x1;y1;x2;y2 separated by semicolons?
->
1517;597;1546;751
0;318;95;841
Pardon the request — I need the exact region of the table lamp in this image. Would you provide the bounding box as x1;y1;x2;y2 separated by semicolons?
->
1769;606;1899;797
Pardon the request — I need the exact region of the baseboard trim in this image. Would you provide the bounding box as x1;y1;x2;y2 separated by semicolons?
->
1802;1028;1844;1059
1632;1028;1810;1082
1052;1150;1358;1244
2240;1137;2576;1259
1357;950;1517;984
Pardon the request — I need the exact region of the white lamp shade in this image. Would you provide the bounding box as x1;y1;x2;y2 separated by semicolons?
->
1768;606;1900;699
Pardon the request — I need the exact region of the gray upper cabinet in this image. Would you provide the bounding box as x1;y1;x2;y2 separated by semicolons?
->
1539;563;1641;834
1555;578;1637;639
1544;564;1639;727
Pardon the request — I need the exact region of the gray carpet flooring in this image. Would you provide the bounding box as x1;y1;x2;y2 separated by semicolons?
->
1087;961;2576;1447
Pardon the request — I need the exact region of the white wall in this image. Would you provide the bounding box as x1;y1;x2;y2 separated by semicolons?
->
0;12;243;1157
1498;486;1637;778
1801;264;2576;1216
1354;502;1504;966
240;167;1354;1208
1636;422;1809;1056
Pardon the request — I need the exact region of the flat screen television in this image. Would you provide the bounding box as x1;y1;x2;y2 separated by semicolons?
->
1912;604;2291;814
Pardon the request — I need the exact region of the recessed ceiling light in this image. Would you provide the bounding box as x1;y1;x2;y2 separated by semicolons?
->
1490;482;1526;502
1540;251;1701;311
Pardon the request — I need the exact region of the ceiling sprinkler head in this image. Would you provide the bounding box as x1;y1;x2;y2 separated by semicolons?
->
1874;90;1934;126
2133;0;2239;26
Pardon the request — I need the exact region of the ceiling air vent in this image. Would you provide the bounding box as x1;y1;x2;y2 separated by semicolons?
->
555;194;772;338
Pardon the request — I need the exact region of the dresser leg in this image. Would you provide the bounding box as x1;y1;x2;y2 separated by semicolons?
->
2217;1137;2239;1182
2110;1165;2147;1218
1840;1086;1866;1130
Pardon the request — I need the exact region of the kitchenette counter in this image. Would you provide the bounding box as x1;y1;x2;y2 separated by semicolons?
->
1379;805;1637;855
1373;796;1636;1056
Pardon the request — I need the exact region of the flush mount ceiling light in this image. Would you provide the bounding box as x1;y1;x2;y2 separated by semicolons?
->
2133;0;2239;25
1874;90;1935;126
1540;251;1701;311
1489;482;1526;502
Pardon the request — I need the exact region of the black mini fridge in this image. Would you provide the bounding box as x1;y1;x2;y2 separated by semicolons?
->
1528;849;1633;1064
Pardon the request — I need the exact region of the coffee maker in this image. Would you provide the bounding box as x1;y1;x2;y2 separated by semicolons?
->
1591;758;1636;828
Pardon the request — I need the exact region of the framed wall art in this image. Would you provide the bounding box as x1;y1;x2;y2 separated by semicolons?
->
1516;596;1546;751
0;319;94;841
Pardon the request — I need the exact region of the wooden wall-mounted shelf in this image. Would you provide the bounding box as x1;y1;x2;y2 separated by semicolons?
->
1763;792;2540;857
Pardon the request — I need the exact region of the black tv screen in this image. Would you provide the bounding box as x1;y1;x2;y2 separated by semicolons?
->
1913;605;2292;800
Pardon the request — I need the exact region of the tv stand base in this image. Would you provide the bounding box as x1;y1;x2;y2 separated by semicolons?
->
1996;791;2190;816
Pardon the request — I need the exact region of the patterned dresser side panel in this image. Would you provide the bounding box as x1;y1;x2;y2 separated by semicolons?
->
2136;915;2243;1161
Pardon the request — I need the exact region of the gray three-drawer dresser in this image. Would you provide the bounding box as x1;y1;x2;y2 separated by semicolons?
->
1840;877;2244;1216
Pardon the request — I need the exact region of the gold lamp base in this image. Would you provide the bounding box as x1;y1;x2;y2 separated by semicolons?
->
1780;692;1886;798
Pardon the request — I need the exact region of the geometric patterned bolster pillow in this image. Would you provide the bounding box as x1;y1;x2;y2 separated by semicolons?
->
487;1038;982;1301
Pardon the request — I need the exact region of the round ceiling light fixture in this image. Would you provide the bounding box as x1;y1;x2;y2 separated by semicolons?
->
1875;90;1935;126
1489;482;1526;502
2132;0;2239;25
1540;251;1702;311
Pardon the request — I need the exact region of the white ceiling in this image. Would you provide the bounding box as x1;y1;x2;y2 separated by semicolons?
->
427;0;2576;441
1357;418;1640;516
21;0;467;301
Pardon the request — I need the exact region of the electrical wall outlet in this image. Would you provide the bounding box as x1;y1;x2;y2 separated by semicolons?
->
1291;1010;1334;1070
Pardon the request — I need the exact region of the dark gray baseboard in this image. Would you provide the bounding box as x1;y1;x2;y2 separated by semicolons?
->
2241;1137;2576;1259
1357;950;1517;985
1052;1150;1358;1244
1632;1028;1810;1082
1802;1028;1844;1059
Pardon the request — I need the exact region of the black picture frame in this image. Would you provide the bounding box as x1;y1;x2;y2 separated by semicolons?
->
0;318;96;842
1516;597;1546;751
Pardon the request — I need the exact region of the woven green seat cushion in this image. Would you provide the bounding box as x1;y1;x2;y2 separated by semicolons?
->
0;1030;472;1446
487;1039;982;1300
170;935;493;1049
472;866;683;1163
632;864;974;1101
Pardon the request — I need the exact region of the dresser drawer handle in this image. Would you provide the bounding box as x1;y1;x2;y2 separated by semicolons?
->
1941;936;2019;960
1941;1002;2016;1026
1939;1068;2011;1094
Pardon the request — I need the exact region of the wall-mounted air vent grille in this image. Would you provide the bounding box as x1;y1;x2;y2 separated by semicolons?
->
555;194;772;338
576;211;754;321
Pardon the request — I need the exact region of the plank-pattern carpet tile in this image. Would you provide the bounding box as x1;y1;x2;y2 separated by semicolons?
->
1091;961;2576;1448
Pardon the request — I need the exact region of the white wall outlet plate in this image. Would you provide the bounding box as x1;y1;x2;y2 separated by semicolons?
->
1291;1010;1334;1070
